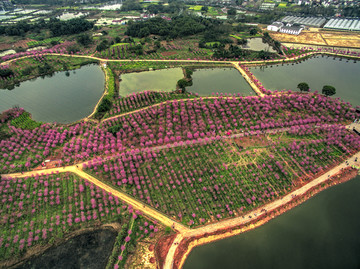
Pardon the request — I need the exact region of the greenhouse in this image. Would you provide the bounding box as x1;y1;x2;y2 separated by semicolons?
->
324;19;360;31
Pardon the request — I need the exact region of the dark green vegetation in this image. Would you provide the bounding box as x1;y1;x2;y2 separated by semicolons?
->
125;16;223;39
177;78;192;91
10;111;42;130
322;85;336;97
95;67;115;118
0;18;94;37
16;229;117;269
0;68;14;79
297;82;310;92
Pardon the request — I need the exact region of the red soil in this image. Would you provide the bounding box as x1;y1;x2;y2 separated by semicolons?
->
161;51;178;56
0;39;35;51
155;233;177;269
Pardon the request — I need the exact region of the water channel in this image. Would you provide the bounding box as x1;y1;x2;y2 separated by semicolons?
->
184;175;360;269
119;67;183;96
0;64;104;124
186;68;255;96
242;37;276;53
250;56;360;106
120;67;255;97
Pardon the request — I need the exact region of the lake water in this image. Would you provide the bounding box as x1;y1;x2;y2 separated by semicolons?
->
250;56;360;106
242;37;276;53
184;175;360;269
0;65;104;124
119;68;183;96
15;229;117;269
187;68;255;96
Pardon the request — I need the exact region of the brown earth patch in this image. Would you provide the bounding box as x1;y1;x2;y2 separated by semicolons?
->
161;51;178;56
155;233;177;269
269;29;360;48
0;39;35;51
232;135;269;148
269;31;326;46
326;38;360;48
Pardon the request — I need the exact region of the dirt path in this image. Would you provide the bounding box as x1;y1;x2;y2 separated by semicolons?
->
2;51;359;69
3;134;359;268
3;165;189;234
232;63;264;96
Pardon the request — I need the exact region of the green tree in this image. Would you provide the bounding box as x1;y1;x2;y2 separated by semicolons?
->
249;28;258;35
258;50;271;60
77;34;92;46
185;68;193;79
96;40;109;52
237;38;247;45
38;62;53;75
322;85;336;96
297;82;310;92
227;8;236;16
97;98;112;113
177;78;192;93
177;78;188;90
0;68;14;78
201;6;208;13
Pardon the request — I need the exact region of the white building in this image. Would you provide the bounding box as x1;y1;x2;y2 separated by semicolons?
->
267;22;284;32
279;25;304;35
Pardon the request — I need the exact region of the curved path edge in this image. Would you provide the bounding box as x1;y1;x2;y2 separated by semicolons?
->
163;151;360;269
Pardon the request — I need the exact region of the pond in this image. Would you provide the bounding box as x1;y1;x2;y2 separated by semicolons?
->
0;64;105;124
242;37;276;53
186;68;255;96
184;175;360;269
119;68;183;96
249;56;360;106
15;229;117;269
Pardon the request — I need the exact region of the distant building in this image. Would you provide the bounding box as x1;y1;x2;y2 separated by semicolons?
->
279;24;304;35
260;2;276;10
324;18;360;31
267;22;283;32
281;16;326;28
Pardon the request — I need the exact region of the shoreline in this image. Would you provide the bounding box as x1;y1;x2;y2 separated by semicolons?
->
172;167;359;269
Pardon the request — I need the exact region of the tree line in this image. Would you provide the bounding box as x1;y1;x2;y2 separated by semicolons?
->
125;15;224;39
0;18;94;37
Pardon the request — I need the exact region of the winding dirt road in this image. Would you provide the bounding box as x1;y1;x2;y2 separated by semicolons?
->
3;145;359;268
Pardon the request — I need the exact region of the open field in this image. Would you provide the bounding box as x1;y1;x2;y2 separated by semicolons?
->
269;29;360;48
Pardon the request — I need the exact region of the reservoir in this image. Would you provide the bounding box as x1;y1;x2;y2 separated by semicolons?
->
184;175;360;269
187;68;255;96
119;68;183;96
250;56;360;106
0;64;104;124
